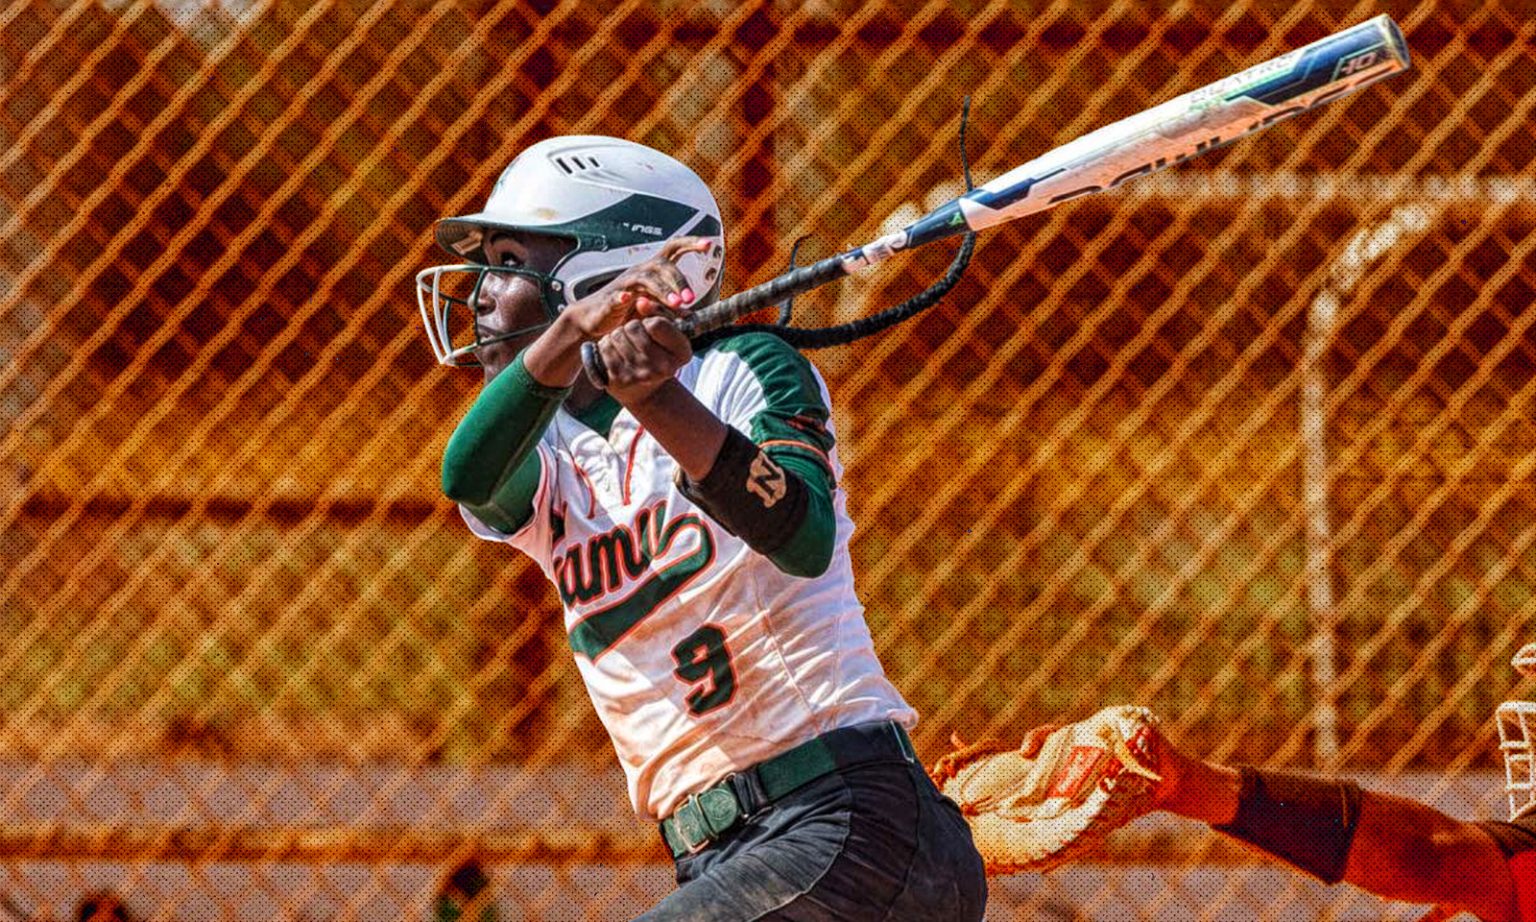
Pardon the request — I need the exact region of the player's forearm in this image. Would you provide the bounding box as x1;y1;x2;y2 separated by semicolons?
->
1167;759;1519;921
625;382;836;576
1157;757;1240;826
521;311;596;389
1342;791;1517;921
442;351;563;512
621;379;728;481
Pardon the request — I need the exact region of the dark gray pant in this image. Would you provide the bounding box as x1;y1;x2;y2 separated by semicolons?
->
635;734;987;921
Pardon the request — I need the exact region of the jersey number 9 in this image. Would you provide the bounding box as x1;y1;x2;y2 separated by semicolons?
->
671;625;737;716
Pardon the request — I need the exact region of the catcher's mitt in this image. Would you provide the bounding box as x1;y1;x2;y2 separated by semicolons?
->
930;705;1163;875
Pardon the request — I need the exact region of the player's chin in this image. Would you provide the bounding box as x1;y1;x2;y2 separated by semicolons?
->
476;334;540;382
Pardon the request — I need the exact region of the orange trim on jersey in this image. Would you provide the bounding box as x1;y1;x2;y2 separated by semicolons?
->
760;439;833;474
571;462;599;518
622;425;647;506
785;414;829;435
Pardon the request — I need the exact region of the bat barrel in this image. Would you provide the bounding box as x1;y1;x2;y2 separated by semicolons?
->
582;15;1412;389
693;14;1412;333
910;14;1411;236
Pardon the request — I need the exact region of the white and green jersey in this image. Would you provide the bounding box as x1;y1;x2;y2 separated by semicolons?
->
460;333;915;820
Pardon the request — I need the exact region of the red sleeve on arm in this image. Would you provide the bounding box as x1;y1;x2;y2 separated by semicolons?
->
1512;852;1536;922
1477;816;1536;922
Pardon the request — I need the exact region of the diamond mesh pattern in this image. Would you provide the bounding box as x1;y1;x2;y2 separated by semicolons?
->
3;0;1534;918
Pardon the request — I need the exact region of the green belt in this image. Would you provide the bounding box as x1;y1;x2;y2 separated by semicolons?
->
659;723;914;858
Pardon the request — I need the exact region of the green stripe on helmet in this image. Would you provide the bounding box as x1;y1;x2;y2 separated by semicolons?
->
541;193;710;249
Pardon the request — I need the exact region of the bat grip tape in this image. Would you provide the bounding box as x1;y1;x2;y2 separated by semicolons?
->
579;257;851;390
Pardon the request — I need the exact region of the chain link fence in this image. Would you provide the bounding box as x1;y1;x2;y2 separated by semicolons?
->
4;0;1535;918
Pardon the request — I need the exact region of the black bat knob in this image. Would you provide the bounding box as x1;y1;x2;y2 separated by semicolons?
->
580;341;610;390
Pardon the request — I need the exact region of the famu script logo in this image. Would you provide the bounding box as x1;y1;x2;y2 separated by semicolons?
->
558;501;715;660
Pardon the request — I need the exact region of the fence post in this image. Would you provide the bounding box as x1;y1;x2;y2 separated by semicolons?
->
1302;203;1436;769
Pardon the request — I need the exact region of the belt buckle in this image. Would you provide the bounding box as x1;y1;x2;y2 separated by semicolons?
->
676;792;714;855
675;784;743;855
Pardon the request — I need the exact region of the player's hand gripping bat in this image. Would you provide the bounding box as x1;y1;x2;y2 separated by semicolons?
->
582;14;1411;387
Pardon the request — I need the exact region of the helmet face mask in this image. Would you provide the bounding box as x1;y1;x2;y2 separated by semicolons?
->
415;262;566;367
1499;642;1536;820
419;136;726;367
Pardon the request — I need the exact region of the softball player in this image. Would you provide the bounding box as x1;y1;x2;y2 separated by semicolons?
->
417;136;985;920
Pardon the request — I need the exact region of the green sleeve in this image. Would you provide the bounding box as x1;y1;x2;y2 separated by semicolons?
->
441;352;569;534
767;453;836;578
711;333;840;578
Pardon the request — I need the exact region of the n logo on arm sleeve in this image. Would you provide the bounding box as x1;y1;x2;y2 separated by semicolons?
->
747;453;787;507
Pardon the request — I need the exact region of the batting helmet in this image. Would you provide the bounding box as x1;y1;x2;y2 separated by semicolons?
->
417;135;725;366
1498;641;1536;819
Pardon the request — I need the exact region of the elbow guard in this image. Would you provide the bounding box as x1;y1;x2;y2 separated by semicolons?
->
1212;766;1362;884
678;426;808;556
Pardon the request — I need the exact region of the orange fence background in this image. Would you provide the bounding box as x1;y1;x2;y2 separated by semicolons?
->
4;0;1536;918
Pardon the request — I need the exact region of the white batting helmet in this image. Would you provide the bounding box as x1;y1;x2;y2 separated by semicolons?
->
1498;642;1536;820
417;135;726;366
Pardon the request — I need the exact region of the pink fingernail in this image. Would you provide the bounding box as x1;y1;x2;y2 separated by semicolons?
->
667;292;681;306
681;288;695;303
